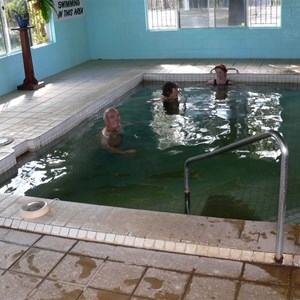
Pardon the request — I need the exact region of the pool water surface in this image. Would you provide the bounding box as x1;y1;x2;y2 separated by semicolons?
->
0;82;299;222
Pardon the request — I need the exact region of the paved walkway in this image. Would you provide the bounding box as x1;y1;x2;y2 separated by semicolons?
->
1;59;300;299
0;227;299;300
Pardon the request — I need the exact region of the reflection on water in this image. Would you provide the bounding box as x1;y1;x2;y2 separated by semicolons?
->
2;151;69;195
150;85;282;160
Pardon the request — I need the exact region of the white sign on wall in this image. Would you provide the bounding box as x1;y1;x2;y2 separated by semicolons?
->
54;0;84;20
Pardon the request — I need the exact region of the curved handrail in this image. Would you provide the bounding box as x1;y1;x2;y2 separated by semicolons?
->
184;130;288;263
210;67;239;73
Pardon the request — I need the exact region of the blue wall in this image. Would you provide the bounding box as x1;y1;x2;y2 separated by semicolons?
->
0;14;89;96
86;0;300;59
1;0;300;96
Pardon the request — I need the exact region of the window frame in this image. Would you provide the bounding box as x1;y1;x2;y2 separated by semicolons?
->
146;0;281;31
0;0;54;57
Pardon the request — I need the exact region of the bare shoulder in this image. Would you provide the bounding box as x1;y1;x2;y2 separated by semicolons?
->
99;129;108;144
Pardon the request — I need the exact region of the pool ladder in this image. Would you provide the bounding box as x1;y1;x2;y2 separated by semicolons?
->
184;130;288;263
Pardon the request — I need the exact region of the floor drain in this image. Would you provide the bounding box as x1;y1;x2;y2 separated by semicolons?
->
20;200;49;219
0;136;14;146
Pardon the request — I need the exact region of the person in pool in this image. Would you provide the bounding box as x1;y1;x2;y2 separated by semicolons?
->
208;64;235;86
208;64;234;99
99;107;136;154
161;81;180;115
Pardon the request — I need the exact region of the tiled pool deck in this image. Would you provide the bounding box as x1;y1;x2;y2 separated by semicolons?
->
1;59;300;299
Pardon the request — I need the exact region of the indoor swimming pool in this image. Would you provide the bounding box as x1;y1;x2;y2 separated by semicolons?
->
0;82;299;222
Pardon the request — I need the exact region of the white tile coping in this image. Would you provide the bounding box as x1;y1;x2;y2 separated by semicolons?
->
0;191;297;267
0;213;296;266
143;72;300;83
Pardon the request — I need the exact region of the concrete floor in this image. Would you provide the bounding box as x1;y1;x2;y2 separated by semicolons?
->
0;226;299;300
1;59;300;299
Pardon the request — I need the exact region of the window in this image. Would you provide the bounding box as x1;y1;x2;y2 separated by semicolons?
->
147;0;281;30
0;0;54;56
249;0;281;27
0;15;7;55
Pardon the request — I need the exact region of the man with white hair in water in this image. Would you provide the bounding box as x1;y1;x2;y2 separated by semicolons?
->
100;107;136;154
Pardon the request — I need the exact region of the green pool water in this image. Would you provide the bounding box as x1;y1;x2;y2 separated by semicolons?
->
1;82;300;222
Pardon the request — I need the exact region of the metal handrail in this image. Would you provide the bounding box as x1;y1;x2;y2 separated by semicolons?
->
184;130;289;263
210;67;239;73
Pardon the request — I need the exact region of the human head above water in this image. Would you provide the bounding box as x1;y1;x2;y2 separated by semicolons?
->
103;107;121;131
214;64;228;74
214;64;229;84
162;81;179;98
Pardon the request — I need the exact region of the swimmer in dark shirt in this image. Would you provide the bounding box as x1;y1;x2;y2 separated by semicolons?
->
208;64;234;86
208;64;234;99
161;81;180;115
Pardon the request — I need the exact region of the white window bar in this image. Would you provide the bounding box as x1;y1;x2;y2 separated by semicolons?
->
148;0;179;30
147;0;281;30
249;0;281;27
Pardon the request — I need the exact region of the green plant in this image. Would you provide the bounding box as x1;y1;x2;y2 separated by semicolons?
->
28;0;57;23
5;0;28;19
4;0;30;28
5;0;58;24
28;4;49;44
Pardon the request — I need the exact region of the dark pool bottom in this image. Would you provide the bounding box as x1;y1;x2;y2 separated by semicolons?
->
1;82;300;222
